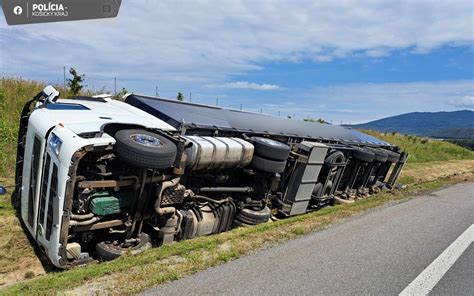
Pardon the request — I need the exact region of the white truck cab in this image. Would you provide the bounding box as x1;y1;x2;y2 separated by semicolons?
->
16;87;176;267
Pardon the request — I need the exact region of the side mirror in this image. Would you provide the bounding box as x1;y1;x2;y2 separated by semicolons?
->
0;186;6;195
43;85;60;104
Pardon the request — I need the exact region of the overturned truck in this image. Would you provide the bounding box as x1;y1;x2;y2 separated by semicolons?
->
15;86;407;268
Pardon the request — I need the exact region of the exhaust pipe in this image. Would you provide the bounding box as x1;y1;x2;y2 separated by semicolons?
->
154;177;180;216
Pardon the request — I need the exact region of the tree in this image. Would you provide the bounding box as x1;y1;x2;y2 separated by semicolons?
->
115;87;129;100
177;92;185;102
67;68;86;95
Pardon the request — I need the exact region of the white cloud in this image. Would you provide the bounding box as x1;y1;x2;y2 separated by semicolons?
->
448;96;474;108
248;80;474;123
207;81;283;91
1;0;473;94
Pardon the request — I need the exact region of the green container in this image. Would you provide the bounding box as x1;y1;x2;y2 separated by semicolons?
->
89;191;131;216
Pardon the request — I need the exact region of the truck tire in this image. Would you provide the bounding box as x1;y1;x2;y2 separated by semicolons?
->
232;219;249;228
351;147;375;162
95;232;152;261
312;182;323;198
114;129;177;169
251;155;286;173
368;148;388;163
325;151;345;164
251;137;291;161
312;181;333;199
383;149;400;163
236;206;271;223
323;180;333;196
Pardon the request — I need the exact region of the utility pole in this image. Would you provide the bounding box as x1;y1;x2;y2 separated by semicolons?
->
278;110;280;117
63;66;66;90
155;86;158;96
114;77;117;96
240;104;242;110
189;92;192;102
293;113;296;120
260;107;263;114
216;98;219;106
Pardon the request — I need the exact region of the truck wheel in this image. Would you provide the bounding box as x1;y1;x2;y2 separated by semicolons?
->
312;181;333;198
325;151;345;164
232;219;249;228
383;149;400;163
114;129;177;169
252;155;286;173
351;147;375;162
368;148;388;162
236;206;271;224
251;137;291;161
95;233;152;261
312;182;323;198
323;180;333;196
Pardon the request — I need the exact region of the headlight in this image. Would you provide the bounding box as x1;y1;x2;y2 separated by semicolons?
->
49;134;62;156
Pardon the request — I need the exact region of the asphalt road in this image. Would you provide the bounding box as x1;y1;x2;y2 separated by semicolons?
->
144;182;473;295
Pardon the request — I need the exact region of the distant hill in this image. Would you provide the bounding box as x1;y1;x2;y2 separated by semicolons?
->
430;127;474;139
349;110;474;137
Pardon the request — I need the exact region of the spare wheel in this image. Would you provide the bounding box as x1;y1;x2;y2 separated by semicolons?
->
251;155;286;173
114;129;177;169
251;137;291;161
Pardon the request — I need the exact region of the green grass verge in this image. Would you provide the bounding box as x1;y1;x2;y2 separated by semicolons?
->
0;77;94;178
2;174;470;295
362;130;474;163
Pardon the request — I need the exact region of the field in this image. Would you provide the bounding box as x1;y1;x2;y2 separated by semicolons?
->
0;77;473;294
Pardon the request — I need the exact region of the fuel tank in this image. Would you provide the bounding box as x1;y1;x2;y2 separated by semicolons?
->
182;136;254;171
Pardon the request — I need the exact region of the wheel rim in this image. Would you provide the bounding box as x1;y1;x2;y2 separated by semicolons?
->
130;134;163;147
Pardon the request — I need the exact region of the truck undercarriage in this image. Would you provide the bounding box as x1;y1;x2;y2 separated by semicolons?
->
15;87;407;268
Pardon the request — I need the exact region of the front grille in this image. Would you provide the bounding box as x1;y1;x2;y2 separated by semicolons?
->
38;154;51;226
46;164;58;240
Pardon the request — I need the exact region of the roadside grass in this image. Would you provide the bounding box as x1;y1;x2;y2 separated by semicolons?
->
2;172;472;295
361;130;474;163
397;159;474;185
0;77;93;178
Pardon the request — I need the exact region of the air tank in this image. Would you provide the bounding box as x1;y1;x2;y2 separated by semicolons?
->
182;136;254;171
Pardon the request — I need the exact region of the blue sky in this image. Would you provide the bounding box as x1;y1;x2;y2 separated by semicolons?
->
1;1;473;123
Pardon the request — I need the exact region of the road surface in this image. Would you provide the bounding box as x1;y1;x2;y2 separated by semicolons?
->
143;182;473;295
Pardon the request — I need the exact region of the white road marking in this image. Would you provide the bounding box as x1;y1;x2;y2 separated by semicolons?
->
399;223;474;296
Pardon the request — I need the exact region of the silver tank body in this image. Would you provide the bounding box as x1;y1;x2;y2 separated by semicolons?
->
182;136;254;171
